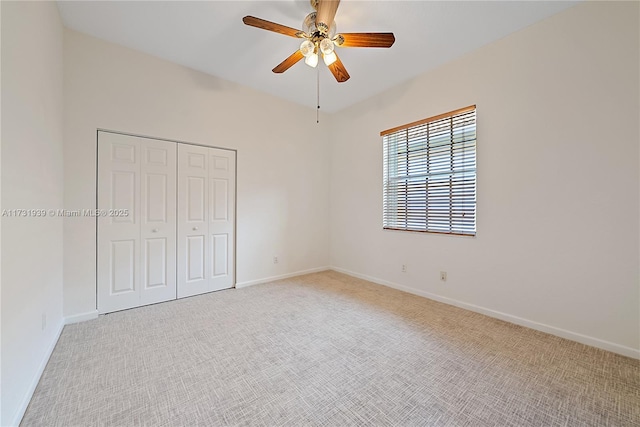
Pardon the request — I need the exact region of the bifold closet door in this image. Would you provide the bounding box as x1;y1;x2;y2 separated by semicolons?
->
177;144;235;298
97;132;177;313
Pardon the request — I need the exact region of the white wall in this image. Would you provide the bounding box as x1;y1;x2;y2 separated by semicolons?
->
1;1;65;425
63;30;331;318
329;1;639;356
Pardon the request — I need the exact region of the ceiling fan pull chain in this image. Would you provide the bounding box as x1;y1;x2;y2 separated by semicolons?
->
317;66;320;124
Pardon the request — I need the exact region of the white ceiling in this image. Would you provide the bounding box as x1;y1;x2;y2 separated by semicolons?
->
57;1;578;112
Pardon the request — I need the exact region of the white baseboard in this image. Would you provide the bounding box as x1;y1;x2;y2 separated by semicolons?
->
11;320;64;427
64;310;99;325
330;266;640;360
236;266;330;289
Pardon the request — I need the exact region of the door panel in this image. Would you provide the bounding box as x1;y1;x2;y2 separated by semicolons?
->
111;240;136;294
187;177;206;222
111;172;136;224
178;146;235;296
209;149;235;292
187;235;206;281
98;132;176;312
146;146;167;165
188;152;206;169
140;138;176;305
144;238;167;288
98;133;141;313
111;143;136;163
212;233;228;277
212;155;228;171
212;179;228;221
145;174;167;223
177;144;209;298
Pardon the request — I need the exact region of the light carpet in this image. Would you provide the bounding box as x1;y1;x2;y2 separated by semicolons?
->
22;271;639;426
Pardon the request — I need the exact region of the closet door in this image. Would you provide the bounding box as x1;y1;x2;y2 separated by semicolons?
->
140;139;177;305
209;149;235;291
98;132;177;313
98;133;141;313
177;144;210;298
99;133;235;311
177;145;235;298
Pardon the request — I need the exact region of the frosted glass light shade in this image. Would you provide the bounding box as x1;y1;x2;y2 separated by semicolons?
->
302;12;317;35
328;21;337;39
300;40;315;57
319;38;334;55
305;53;319;67
323;52;337;66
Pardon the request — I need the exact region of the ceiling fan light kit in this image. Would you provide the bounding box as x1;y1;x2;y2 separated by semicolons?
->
323;51;337;66
300;40;315;57
319;38;334;55
242;0;395;83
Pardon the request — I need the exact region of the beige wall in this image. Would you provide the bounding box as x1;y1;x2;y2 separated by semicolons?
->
329;1;639;356
1;1;65;425
63;30;331;318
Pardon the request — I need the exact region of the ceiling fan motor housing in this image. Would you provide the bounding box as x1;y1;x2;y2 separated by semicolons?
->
316;22;330;35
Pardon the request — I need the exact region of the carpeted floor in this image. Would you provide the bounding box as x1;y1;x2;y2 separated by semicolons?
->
22;271;639;426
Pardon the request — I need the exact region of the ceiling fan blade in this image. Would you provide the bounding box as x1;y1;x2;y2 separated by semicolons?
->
242;16;301;38
328;53;350;83
338;32;396;48
316;0;340;34
272;50;304;73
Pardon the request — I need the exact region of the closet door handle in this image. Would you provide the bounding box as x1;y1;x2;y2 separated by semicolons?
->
192;226;199;231
152;228;159;233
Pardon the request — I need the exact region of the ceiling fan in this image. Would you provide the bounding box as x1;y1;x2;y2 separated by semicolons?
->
242;0;395;83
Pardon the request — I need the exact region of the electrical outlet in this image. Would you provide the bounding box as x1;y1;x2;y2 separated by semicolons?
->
273;256;278;264
41;313;47;331
402;264;407;273
440;271;447;282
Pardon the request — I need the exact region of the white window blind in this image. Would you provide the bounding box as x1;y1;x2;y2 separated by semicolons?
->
381;106;476;236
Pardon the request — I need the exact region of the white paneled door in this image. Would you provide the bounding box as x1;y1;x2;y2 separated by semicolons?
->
208;150;235;292
98;132;177;313
98;131;235;313
177;144;235;298
177;144;209;298
140;138;177;306
97;133;141;313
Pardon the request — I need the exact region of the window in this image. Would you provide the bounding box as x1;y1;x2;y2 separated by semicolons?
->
381;106;476;236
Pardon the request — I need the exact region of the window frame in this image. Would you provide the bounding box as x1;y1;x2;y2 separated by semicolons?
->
381;105;477;237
